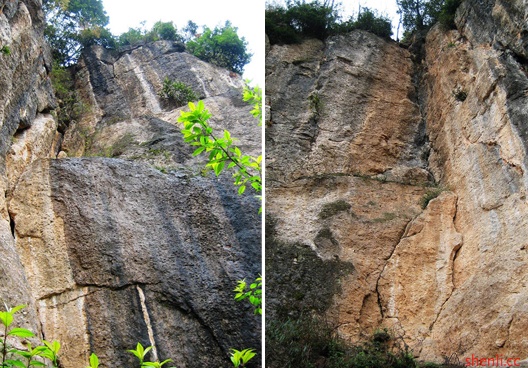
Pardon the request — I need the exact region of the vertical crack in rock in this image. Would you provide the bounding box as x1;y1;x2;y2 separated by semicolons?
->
137;285;158;362
375;215;419;319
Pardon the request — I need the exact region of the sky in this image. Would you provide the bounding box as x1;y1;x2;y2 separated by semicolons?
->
102;0;265;87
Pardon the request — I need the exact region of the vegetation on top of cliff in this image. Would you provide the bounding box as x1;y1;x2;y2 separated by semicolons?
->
186;21;252;74
44;0;252;74
265;0;392;45
43;0;111;65
397;0;462;40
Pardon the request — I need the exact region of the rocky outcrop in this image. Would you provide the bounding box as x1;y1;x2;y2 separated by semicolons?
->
0;0;56;341
266;0;528;363
0;2;261;367
10;158;260;367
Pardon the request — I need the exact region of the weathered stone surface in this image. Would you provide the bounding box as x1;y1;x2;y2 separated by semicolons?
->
10;158;261;368
0;0;56;342
265;30;432;345
62;42;260;173
0;2;261;367
266;0;528;364
266;31;428;186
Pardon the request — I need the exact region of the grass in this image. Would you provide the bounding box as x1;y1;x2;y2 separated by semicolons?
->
266;315;418;368
420;187;448;209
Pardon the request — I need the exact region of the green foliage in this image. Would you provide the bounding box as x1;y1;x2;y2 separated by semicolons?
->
242;82;262;123
438;0;462;29
86;353;99;368
267;315;417;368
397;0;462;35
127;343;174;368
266;1;393;44
234;276;262;315
43;0;110;65
347;7;393;39
50;63;89;126
159;78;197;108
420;187;447;209
186;21;252;74
230;348;256;368
151;21;182;42
0;46;10;55
117;26;148;46
0;304;62;368
266;0;339;44
178;101;262;195
182;20;199;42
77;26;116;49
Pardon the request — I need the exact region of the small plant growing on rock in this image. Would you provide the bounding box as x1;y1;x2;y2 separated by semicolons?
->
159;78;197;108
0;304;62;367
420;187;447;209
1;45;10;55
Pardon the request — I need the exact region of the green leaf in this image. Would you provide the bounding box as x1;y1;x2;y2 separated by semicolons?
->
0;311;14;327
88;353;99;368
4;359;25;367
237;185;246;195
8;328;35;338
29;361;46;367
192;146;206;156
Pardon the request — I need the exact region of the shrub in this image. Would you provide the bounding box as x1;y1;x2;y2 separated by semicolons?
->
438;0;463;29
158;78;197;108
266;1;393;44
50;63;88;129
266;0;339;44
151;21;182;41
186;21;252;74
78;26;117;49
350;7;393;39
266;315;418;368
420;187;447;209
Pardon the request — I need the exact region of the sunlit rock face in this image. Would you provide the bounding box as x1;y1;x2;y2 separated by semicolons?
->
266;0;528;363
0;2;261;366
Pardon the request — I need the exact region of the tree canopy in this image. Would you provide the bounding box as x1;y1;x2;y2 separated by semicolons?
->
43;0;111;65
397;0;463;36
266;0;392;45
186;21;252;74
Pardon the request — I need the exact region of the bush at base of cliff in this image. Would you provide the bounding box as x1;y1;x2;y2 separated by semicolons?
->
266;315;418;368
186;21;252;74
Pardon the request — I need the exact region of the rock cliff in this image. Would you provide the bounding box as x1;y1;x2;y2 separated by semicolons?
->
266;0;528;363
0;1;261;367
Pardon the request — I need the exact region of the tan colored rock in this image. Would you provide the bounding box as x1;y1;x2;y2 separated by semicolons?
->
6;113;58;193
378;191;462;355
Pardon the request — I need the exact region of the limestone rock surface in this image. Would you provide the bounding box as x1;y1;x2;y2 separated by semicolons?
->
266;0;528;363
0;2;261;367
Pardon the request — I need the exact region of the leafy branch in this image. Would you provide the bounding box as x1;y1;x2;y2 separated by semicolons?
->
234;276;262;316
178;100;262;196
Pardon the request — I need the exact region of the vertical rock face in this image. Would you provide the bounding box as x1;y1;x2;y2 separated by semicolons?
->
266;0;528;363
0;2;261;367
266;30;432;340
0;0;56;340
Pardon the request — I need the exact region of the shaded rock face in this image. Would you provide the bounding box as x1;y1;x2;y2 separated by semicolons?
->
0;3;261;367
10;159;260;368
266;0;528;363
